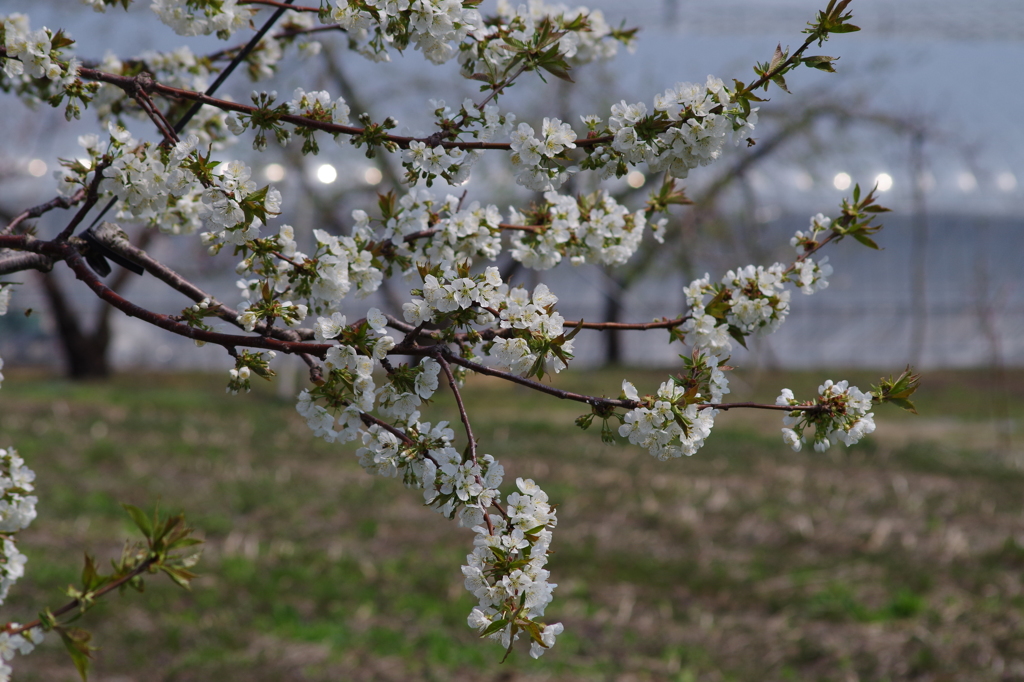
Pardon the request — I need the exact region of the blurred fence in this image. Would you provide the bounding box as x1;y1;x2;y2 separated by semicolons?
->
1;212;1021;372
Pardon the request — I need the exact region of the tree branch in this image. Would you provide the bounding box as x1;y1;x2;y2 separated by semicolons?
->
1;189;87;237
75;66;614;151
435;353;477;463
0;235;329;357
6;555;159;638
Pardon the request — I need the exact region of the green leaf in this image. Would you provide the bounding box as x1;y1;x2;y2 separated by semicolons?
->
802;55;837;72
57;627;94;682
727;326;749;349
771;74;791;94
871;366;920;414
564;317;585;342
121;504;153;540
851;233;880;249
167;536;204;550
39;608;58;631
524;620;546;646
479;617;509;638
159;565;197;590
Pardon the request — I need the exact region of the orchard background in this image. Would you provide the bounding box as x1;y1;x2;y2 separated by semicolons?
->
1;0;1023;680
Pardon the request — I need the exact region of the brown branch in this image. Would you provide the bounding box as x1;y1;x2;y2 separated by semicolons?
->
0;252;53;275
130;82;180;147
86;223;314;343
784;230;840;275
702;401;816;412
55;160;111;242
7;555;159;637
742;34;817;96
0;235;329;356
1;189;87;237
562;316;689;332
358;411;415;446
76;66;613;151
435;347;638;410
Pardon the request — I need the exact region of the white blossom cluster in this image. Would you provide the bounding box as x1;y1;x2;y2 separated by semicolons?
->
464;477;562;659
329;308;393;360
0;448;37;604
0;628;45;682
0;13;92;119
578;76;757;184
618;367;725;460
237;224;383;309
288;88;351;128
678;214;840;354
227;87;355;154
776;380;876;452
788;214;835;294
327;0;485;65
401;112;509;190
493;282;571;374
508;117;577;191
509;190;654;269
792;256;833;295
237;298;307;333
54;126;243;236
401;98;513;186
1;14;79;82
460;0;628;76
403;139;479;187
403;265;573;376
366;189;505;268
679;264;791;354
150;0;255;38
201;158;283;243
720;264;790;335
298;375;563;656
377;355;440;419
0;313;43;679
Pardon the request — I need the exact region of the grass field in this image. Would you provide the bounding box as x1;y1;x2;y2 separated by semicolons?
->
0;366;1022;681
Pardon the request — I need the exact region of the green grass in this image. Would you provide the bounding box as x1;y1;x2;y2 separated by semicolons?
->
1;367;1023;681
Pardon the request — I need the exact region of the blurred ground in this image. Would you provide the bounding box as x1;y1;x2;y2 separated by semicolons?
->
0;367;1022;681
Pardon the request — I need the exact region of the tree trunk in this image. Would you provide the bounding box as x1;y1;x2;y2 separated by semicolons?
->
37;227;155;380
38;270;111;379
603;269;624;366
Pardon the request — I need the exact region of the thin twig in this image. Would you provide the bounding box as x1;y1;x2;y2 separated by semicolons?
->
7;555;159;637
435;353;477;463
1;189;86;237
358;411;415;446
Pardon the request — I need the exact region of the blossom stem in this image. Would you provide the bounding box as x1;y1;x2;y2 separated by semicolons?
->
435;353;477;464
